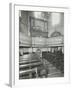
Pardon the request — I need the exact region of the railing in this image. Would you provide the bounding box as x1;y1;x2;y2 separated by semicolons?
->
19;32;64;48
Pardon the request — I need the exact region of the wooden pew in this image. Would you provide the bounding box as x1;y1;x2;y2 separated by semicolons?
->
19;52;51;79
19;68;38;79
19;62;42;68
19;54;43;79
42;51;64;73
19;59;40;65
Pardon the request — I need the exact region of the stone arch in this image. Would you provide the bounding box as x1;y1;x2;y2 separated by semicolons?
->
51;31;62;37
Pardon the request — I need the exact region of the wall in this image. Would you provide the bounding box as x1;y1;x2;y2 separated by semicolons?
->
19;11;28;36
48;12;64;37
20;11;49;37
20;11;64;37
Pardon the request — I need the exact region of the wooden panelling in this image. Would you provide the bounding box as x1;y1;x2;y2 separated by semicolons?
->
32;36;63;47
32;37;46;47
46;36;64;47
31;30;48;37
30;17;48;32
19;32;64;47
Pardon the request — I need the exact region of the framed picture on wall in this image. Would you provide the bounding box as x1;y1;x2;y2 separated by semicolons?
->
9;3;70;87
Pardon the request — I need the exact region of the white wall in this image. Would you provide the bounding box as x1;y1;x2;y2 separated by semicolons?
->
48;13;64;37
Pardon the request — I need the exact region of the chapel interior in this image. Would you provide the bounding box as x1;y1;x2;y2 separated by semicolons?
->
19;11;64;79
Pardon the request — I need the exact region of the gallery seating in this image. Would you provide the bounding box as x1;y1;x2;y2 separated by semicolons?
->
42;51;64;73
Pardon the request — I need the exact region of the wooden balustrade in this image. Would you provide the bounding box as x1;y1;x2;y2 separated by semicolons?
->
19;32;64;47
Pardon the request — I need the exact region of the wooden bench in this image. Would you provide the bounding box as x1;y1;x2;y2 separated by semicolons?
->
19;68;38;79
19;62;42;68
19;59;40;65
19;58;43;79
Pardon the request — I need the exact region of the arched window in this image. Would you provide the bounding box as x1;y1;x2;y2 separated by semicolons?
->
51;31;62;37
